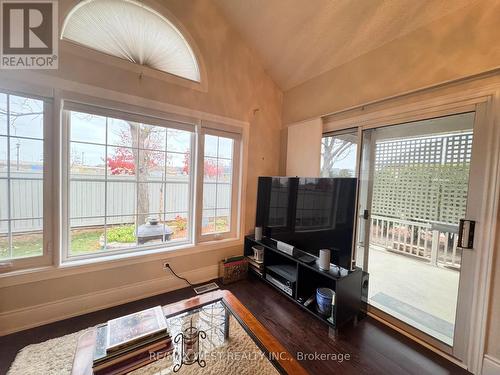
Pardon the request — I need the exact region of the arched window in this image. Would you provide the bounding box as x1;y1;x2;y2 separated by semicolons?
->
61;0;200;82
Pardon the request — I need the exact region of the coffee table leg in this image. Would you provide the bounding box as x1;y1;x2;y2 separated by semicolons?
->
224;308;230;340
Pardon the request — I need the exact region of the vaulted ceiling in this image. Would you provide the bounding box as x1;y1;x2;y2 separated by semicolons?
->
215;0;477;90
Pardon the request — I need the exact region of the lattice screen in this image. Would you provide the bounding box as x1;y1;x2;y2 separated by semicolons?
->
372;132;473;224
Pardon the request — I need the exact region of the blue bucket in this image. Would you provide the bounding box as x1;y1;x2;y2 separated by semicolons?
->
316;288;334;316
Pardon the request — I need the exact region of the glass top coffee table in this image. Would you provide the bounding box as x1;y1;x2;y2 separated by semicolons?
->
72;290;307;375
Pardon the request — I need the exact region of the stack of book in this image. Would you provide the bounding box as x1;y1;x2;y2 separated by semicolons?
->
246;255;264;276
93;306;173;375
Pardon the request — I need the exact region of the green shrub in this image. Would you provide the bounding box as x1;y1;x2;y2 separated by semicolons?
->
107;225;136;243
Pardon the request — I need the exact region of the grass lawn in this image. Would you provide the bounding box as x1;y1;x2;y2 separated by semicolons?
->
70;228;102;256
0;233;43;260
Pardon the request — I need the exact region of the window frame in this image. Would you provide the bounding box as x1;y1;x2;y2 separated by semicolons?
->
60;101;198;262
0;85;245;272
0;89;54;272
195;127;241;243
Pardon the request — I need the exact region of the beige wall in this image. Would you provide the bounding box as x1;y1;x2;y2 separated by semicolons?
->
0;0;282;333
282;0;500;125
286;119;322;176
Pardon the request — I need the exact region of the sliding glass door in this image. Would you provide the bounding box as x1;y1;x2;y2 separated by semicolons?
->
352;106;490;361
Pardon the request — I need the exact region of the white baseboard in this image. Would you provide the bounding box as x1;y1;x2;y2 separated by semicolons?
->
483;355;500;375
0;264;218;336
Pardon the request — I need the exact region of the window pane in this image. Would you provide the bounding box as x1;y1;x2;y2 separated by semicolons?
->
0;94;7;135
204;135;218;157
167;129;190;153
0;231;8;260
70;111;106;144
0;136;6;177
137;183;164;214
10;137;44;173
0;180;7;220
70;218;104;256
9;95;43;139
204;157;219;182
70;181;105;218
218;137;233;159
321;130;358;177
166;152;186;177
201;209;215;235
107;146;136;179
203;183;216;210
139;149;165;181
108;117;136;147
216;209;230;233
141;124;166;151
136;216;164;246
3;93;45;262
166;213;188;241
10;179;43;219
11;220;43;259
165;182;189;214
71;142;106;176
107;182;136;216
107;220;137;248
218;158;232;183
217;183;231;209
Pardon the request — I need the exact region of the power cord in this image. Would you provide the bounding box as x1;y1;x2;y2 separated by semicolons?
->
164;263;194;286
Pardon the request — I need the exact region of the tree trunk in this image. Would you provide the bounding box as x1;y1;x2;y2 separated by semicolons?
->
129;121;149;226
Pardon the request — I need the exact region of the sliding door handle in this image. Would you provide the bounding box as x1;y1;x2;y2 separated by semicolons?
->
458;219;475;249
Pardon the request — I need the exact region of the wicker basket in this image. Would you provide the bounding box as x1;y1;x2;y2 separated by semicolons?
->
222;259;248;284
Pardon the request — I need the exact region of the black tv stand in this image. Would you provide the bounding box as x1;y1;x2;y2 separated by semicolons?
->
244;235;364;329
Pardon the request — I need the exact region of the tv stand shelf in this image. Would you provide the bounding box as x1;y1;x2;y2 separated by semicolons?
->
245;235;363;329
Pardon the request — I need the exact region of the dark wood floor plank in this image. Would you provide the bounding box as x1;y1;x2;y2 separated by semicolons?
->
0;276;470;375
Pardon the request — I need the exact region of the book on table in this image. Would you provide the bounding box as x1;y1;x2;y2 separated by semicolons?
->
93;305;171;371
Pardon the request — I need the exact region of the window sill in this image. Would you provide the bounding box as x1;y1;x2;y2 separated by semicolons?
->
0;237;243;288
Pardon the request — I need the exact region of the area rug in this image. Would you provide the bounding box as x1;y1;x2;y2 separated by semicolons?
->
8;315;279;375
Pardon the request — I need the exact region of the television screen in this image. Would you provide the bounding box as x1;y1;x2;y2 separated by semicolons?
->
256;177;357;269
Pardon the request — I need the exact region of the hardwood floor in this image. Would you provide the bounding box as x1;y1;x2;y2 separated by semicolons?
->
0;275;470;375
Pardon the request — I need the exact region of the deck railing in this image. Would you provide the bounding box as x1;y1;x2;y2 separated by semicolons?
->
370;214;461;269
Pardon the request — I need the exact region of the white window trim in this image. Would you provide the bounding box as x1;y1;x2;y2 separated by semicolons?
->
0;90;54;272
195;126;242;243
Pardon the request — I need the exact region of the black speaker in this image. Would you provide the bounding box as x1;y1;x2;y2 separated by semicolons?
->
359;271;369;319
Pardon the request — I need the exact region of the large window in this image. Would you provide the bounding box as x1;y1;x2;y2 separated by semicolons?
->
0;92;48;267
201;134;235;236
0;94;242;270
66;109;194;258
199;131;239;240
62;105;241;261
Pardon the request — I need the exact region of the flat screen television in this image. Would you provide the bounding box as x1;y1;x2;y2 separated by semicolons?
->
255;177;357;270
